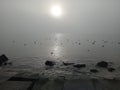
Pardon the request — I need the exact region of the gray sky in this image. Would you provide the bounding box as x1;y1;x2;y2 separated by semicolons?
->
0;0;120;59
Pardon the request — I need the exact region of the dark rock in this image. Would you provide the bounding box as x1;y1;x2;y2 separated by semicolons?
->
92;41;96;45
24;43;27;46
96;61;108;68
45;61;55;66
78;43;81;45
3;62;12;66
108;68;115;72
101;45;105;47
50;52;54;55
0;54;9;66
3;62;7;65
90;69;99;73
34;41;37;44
63;62;74;66
87;49;90;52
73;64;86;68
8;62;12;65
0;54;8;61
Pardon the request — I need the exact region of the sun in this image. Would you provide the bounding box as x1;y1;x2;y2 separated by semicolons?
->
50;5;62;17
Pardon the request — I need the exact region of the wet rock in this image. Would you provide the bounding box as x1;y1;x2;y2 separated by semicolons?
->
73;64;86;68
45;61;55;66
50;52;54;55
7;62;12;65
34;41;37;44
101;45;105;47
0;54;9;66
24;43;27;46
92;41;96;45
3;62;12;66
63;62;74;66
78;43;81;45
96;61;108;68
108;68;115;72
3;62;7;65
90;69;99;73
87;49;90;52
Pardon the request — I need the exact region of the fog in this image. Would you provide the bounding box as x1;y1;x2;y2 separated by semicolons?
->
0;0;120;61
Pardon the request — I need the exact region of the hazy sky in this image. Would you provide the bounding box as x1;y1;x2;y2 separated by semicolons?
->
0;0;120;59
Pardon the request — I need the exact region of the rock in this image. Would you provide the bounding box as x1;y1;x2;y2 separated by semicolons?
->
92;41;96;45
90;69;99;73
87;49;90;52
7;62;12;65
63;62;74;66
78;43;81;45
3;62;7;65
0;54;8;62
108;68;115;72
73;64;86;68
50;52;54;55
0;54;9;66
45;61;55;66
101;45;105;47
96;61;108;68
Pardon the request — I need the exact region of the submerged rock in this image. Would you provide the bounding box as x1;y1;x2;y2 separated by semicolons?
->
63;62;74;66
45;61;55;66
7;62;12;65
108;68;115;72
96;61;108;68
90;69;99;73
73;64;86;68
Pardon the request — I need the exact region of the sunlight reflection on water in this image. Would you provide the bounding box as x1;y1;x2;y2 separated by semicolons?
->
50;33;63;59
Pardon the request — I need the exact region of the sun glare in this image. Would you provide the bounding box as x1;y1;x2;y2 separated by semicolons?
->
50;5;62;17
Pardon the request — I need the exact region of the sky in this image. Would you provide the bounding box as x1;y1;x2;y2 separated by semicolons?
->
0;0;120;60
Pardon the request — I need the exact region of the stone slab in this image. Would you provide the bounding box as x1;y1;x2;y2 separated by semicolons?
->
0;81;32;90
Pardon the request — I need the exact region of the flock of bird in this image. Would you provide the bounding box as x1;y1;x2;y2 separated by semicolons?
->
12;39;120;55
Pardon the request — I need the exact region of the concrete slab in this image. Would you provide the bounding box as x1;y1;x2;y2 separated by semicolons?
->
63;79;120;90
0;81;32;90
32;78;49;90
41;79;64;90
92;79;120;90
63;80;95;90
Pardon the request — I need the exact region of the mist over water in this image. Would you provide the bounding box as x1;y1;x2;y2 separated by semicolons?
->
0;0;120;62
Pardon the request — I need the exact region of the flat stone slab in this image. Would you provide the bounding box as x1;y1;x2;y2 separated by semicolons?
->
64;80;95;90
32;78;49;90
63;79;120;90
0;81;32;90
41;80;64;90
92;79;120;90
